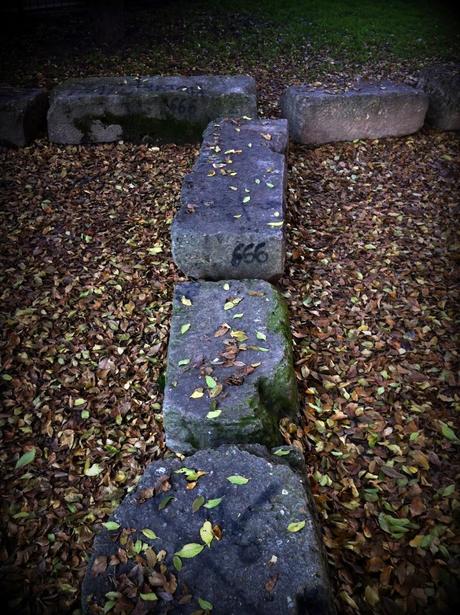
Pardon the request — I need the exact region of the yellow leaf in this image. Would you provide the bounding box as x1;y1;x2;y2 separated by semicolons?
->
190;388;204;399
231;330;248;342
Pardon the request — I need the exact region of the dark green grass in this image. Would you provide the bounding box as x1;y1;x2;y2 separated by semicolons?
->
142;0;459;64
0;0;458;84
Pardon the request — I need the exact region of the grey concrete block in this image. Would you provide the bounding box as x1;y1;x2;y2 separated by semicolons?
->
163;279;298;454
418;64;460;131
281;82;428;144
171;118;288;281
47;75;257;144
0;86;48;147
82;445;335;615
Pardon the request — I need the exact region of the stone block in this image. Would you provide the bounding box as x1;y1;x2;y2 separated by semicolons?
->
163;279;298;453
0;86;48;147
171;118;288;281
418;64;460;131
47;75;257;144
281;82;428;144
82;445;335;615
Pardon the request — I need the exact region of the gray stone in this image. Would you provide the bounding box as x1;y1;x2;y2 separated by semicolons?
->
47;75;257;144
0;86;48;147
171;118;288;281
82;445;335;615
281;82;428;144
418;64;460;131
163;279;298;454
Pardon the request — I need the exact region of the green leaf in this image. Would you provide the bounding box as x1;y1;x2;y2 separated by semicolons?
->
175;467;198;481
224;297;243;311
198;597;213;611
180;323;191;334
200;521;213;547
273;448;290;457
256;331;266;341
287;520;306;533
133;539;142;554
74;398;86;406
175;543;204;559
173;555;182;571
441;484;455;497
85;463;103;477
140;592;158;601
243;196;251;203
207;409;222;419
205;375;217;389
158;495;175;510
102;521;120;531
204;497;223;509
227;475;249;485
15;448;36;469
142;529;158;540
439;421;459;442
178;358;190;366
192;496;205;512
103;600;116;614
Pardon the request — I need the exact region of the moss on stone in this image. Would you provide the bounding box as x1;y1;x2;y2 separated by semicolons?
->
74;112;204;144
264;288;299;417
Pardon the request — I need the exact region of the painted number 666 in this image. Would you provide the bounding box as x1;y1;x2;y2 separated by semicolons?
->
231;242;268;267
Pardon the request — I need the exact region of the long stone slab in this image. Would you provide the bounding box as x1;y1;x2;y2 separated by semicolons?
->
418;64;460;131
281;82;428;144
0;86;48;147
171;118;288;280
163;279;298;453
82;444;335;615
47;75;257;144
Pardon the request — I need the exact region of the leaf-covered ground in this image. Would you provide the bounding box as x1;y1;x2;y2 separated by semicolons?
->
1;1;460;614
1;129;459;615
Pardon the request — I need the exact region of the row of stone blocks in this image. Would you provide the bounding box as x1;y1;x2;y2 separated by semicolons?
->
1;66;459;147
81;118;337;612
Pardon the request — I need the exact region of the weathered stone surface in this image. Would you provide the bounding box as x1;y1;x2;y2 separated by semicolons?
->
163;279;298;453
0;86;48;147
82;445;335;615
171;118;288;280
47;75;257;144
418;64;460;131
280;82;428;144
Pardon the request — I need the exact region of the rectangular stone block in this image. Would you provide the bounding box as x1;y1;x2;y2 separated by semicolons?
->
47;75;257;144
418;64;460;131
0;86;48;147
171;118;288;281
281;82;428;144
163;280;298;453
82;445;335;615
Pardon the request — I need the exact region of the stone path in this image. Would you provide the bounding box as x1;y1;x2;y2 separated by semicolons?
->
281;81;428;144
418;63;460;131
47;75;257;144
0;86;48;146
52;67;456;613
163;280;298;453
82;445;335;615
171;118;288;280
